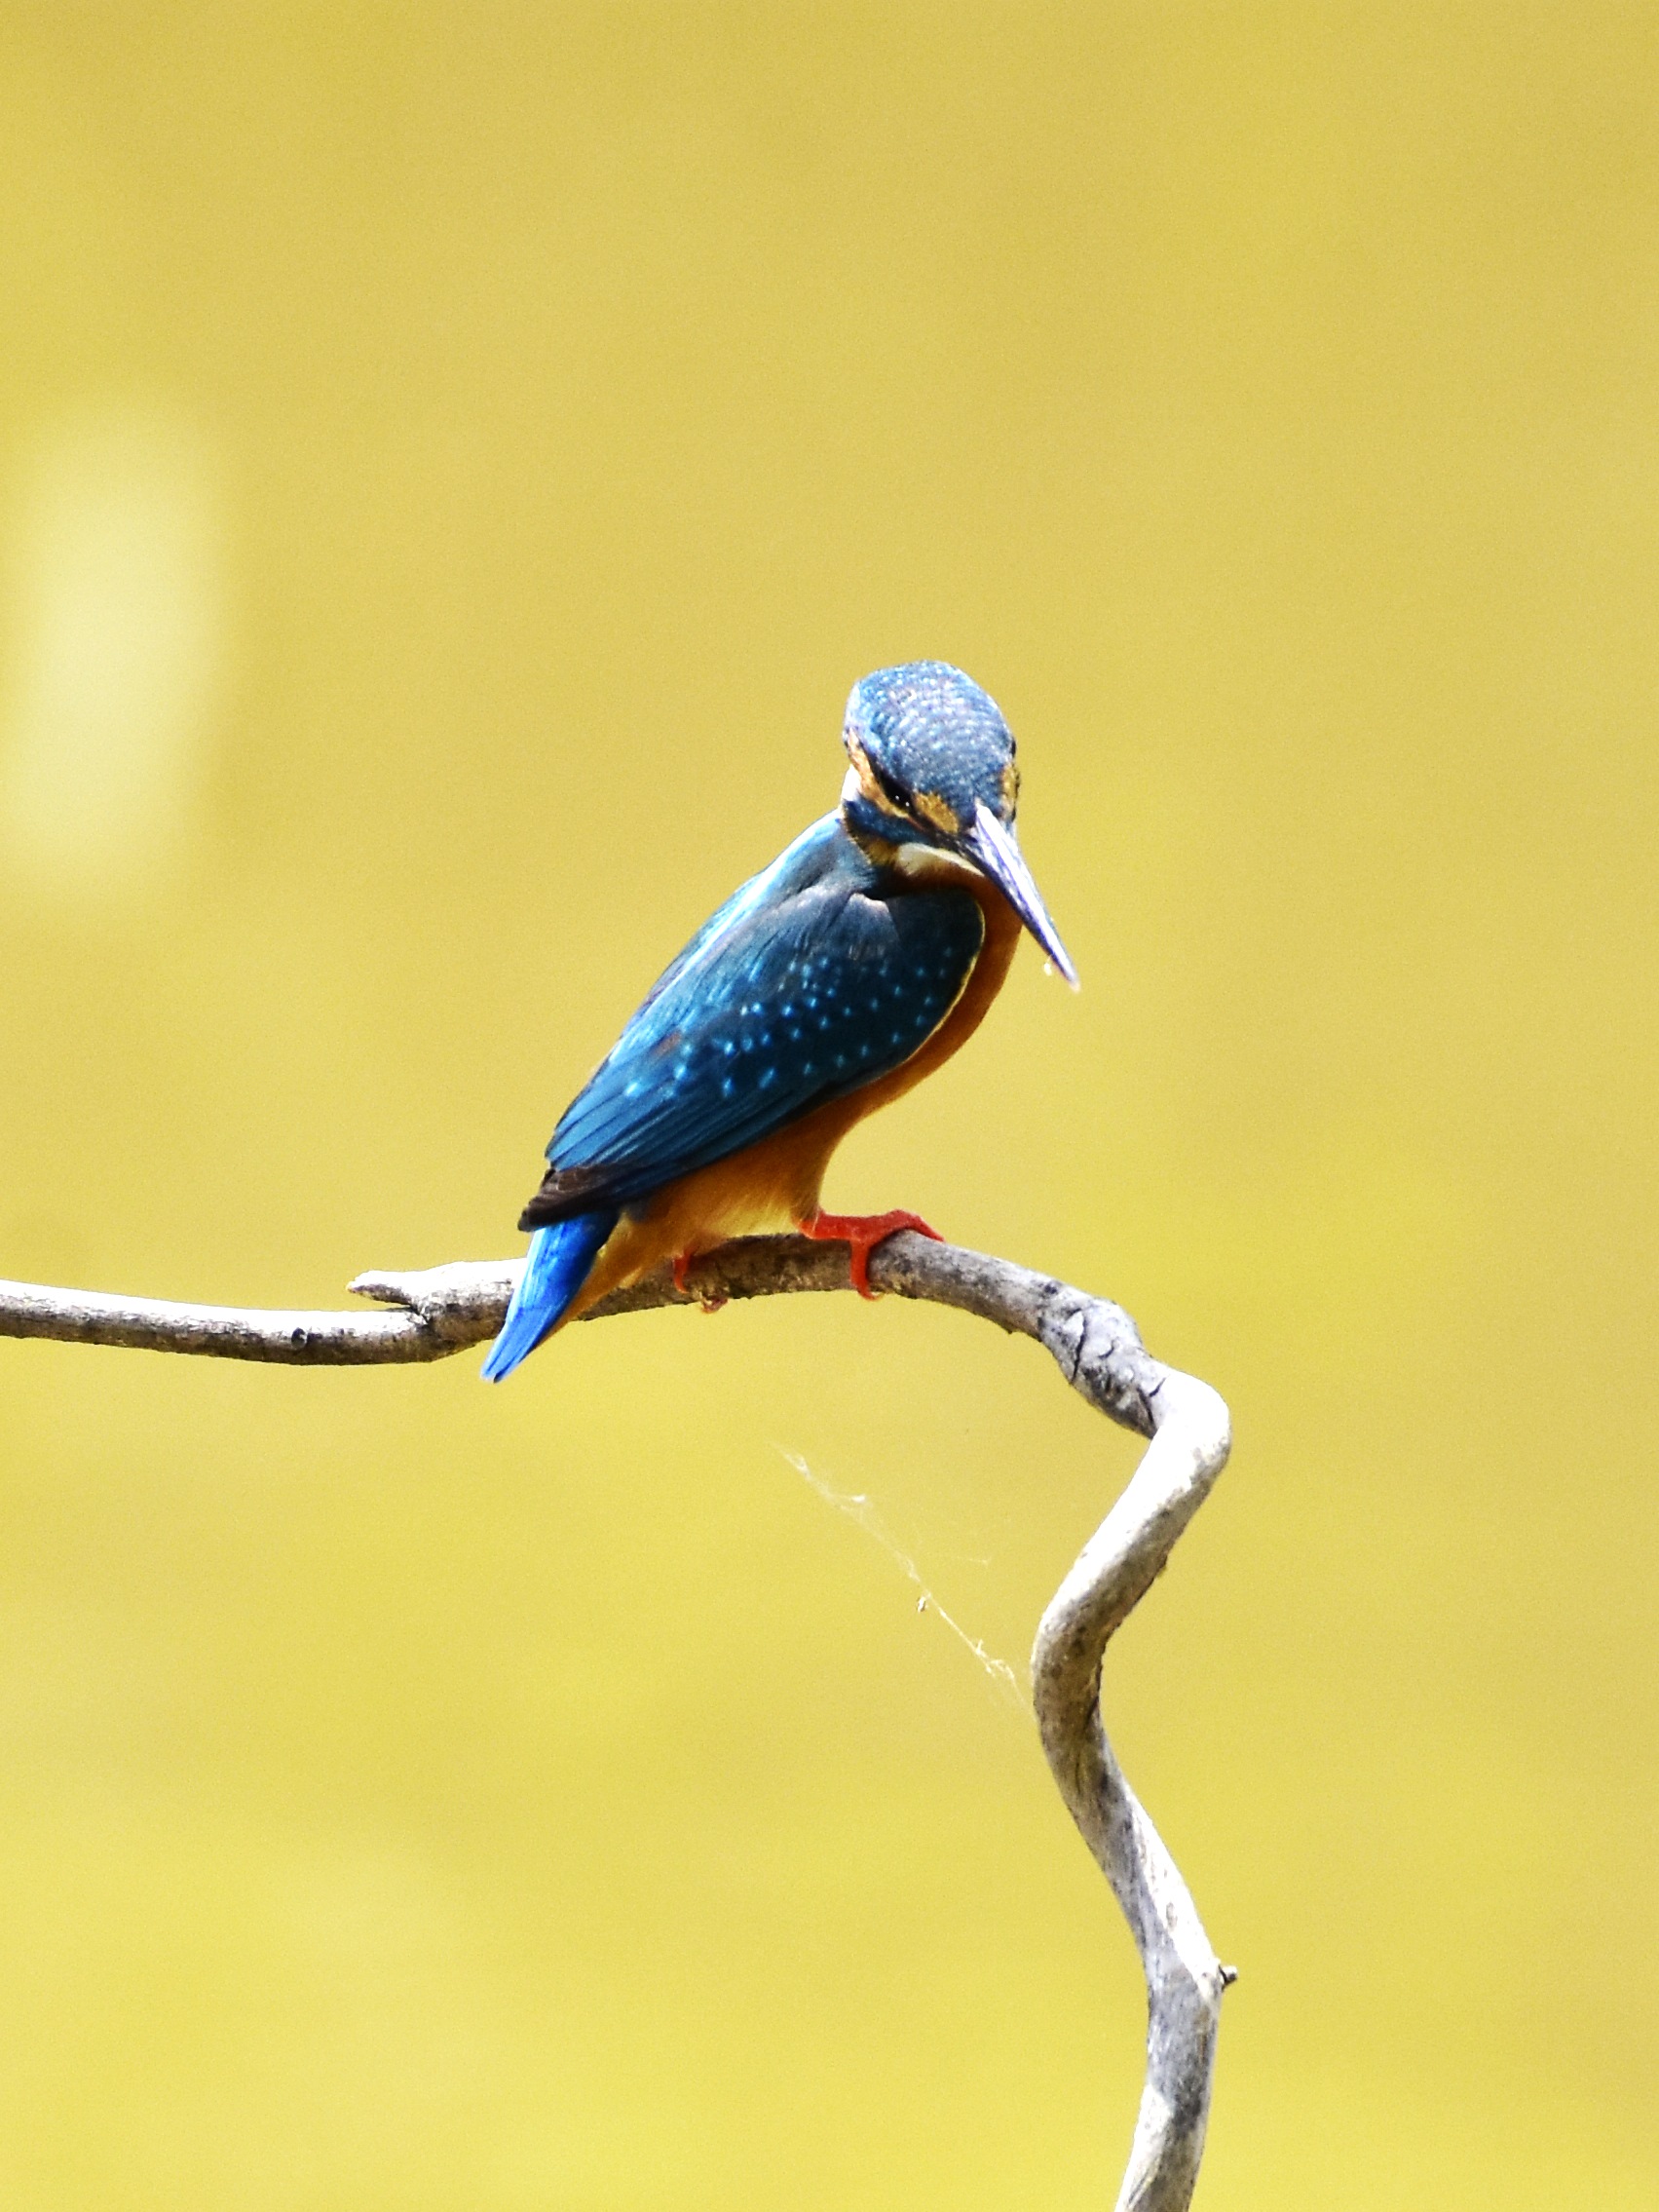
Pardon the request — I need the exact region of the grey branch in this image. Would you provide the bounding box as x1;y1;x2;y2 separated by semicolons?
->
0;1232;1232;2208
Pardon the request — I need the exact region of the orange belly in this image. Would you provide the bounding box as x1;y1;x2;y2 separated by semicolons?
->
560;868;1023;1325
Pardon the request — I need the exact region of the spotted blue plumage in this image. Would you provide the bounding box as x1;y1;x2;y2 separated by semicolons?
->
525;814;985;1220
844;661;1015;837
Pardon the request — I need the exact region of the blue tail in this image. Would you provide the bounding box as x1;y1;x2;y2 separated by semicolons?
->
481;1209;619;1381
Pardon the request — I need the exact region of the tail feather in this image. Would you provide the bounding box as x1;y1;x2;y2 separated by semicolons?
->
481;1208;618;1381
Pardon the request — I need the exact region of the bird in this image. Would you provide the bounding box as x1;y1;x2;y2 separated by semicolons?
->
481;660;1076;1380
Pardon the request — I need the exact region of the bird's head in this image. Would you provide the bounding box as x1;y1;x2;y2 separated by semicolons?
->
840;661;1078;986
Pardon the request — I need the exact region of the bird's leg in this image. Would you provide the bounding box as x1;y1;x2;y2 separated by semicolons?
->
796;1209;943;1300
672;1248;727;1314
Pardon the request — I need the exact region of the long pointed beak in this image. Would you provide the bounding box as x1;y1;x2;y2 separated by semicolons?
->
963;803;1079;987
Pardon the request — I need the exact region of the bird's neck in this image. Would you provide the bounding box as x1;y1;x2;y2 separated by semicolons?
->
837;775;974;884
839;805;979;895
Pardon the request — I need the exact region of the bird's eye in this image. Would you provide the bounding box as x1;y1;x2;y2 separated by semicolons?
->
872;760;910;811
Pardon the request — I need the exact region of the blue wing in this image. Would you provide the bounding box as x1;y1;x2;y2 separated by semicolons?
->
520;816;985;1225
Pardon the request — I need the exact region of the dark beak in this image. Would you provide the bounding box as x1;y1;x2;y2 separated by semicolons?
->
963;803;1079;987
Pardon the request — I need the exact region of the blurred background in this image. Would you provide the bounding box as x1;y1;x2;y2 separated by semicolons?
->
0;6;1653;2205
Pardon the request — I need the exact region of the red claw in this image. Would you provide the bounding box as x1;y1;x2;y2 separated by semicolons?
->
673;1249;727;1314
797;1209;944;1299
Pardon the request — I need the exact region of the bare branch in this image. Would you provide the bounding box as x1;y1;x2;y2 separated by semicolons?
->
1034;1361;1233;2210
0;1230;1232;2204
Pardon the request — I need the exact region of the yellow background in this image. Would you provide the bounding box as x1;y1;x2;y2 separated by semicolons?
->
0;7;1654;2205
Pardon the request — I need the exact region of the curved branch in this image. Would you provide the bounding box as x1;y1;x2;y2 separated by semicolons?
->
1033;1360;1233;2210
0;1232;1232;2204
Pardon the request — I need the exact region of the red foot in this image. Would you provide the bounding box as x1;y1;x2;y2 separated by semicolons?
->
672;1249;727;1314
796;1209;944;1299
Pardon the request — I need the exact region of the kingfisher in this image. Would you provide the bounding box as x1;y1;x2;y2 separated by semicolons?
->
481;661;1076;1380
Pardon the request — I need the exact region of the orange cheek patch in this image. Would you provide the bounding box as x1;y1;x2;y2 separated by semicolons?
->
845;738;903;818
913;789;961;835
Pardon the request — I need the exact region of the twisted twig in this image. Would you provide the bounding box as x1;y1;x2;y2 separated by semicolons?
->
0;1232;1232;2208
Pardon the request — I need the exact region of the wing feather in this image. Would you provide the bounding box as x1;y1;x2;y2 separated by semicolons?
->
520;820;983;1226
